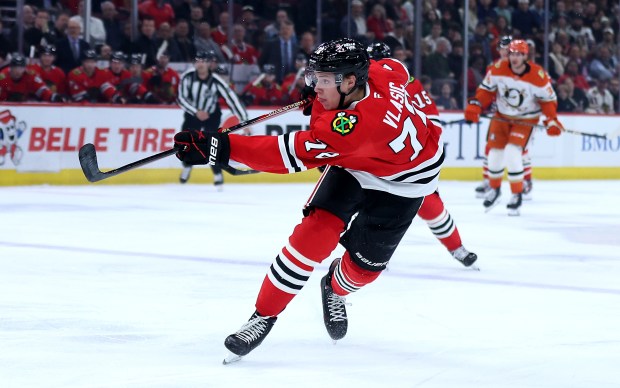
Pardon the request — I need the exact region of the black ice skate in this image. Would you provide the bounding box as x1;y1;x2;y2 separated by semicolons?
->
450;246;479;270
475;179;491;199
179;165;192;184
483;187;501;212
507;193;523;216
223;311;277;364
320;258;348;341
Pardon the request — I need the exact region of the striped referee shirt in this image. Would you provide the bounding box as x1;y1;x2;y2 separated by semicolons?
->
177;68;248;121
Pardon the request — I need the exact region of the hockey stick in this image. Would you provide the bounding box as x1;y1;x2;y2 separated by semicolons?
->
78;99;311;182
480;114;608;139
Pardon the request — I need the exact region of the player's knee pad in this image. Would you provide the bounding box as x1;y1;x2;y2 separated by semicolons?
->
487;148;505;180
505;143;524;181
289;207;345;264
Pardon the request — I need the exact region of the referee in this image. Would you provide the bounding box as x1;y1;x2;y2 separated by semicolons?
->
177;50;249;186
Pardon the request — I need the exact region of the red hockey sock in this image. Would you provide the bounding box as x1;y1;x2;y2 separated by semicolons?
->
417;192;462;252
330;251;381;296
255;208;345;317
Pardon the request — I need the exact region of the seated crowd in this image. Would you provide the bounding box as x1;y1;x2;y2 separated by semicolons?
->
0;0;618;113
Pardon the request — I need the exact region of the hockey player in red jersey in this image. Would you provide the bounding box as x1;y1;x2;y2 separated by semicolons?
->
142;50;180;104
67;50;123;103
0;53;63;102
465;40;562;216
240;64;284;106
28;46;68;98
475;35;534;200
173;38;444;361
105;52;159;104
367;42;477;268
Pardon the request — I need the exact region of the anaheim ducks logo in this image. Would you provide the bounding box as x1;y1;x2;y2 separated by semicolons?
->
502;87;525;108
331;111;357;136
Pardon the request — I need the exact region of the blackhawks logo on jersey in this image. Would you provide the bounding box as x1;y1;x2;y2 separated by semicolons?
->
331;112;357;136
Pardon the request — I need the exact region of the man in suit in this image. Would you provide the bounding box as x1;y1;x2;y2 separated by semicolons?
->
259;19;298;83
55;19;91;74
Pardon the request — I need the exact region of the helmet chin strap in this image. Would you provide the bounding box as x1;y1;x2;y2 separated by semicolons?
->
336;84;358;109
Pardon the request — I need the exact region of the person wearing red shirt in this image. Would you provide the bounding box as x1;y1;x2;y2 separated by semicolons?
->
138;0;175;28
240;64;284;106
281;54;308;103
0;53;62;102
28;46;67;98
210;12;230;47
142;50;180;104
225;24;259;65
105;51;159;103
67;50;122;103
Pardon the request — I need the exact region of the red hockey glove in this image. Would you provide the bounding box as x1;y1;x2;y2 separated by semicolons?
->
174;130;230;166
300;86;316;116
544;118;563;137
464;99;482;124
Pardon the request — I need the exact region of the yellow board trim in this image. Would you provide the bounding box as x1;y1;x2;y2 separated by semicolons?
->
1;167;620;185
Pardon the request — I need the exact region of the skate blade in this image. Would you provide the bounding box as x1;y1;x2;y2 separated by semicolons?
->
222;353;243;365
522;193;532;201
484;201;501;213
507;208;520;216
467;264;481;271
475;191;489;199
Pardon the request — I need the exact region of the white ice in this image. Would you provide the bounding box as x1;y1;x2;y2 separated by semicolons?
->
1;180;619;388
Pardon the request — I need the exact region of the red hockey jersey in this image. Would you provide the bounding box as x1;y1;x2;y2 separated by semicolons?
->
104;68;149;100
67;66;118;103
0;68;55;102
28;64;67;96
230;59;444;198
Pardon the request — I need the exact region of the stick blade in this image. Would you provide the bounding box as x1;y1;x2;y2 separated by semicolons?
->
78;143;105;183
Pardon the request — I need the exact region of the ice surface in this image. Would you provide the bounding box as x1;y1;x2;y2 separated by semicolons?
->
1;180;619;387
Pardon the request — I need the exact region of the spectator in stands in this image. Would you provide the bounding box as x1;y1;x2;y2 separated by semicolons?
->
553;1;568;20
29;45;67;97
583;3;598;28
194;22;226;63
24;9;55;55
143;49;180;104
155;22;181;61
101;1;123;51
548;42;568;79
549;14;571;44
260;19;298;83
298;31;316;61
67;49;122;103
459;0;479;35
0;21;12;60
558;59;590;91
172;20;196;62
392;45;413;70
340;0;372;45
511;0;539;36
55;19;91;74
494;0;512;25
118;22;133;55
526;39;540;63
211;11;230;47
200;0;222;27
131;17;159;67
478;0;497;22
139;0;176;29
589;46;617;81
238;5;261;48
599;28;618;62
469;22;493;64
367;4;393;42
384;21;412;55
9;5;36;47
436;82;459;110
567;15;595;49
464;54;486;97
0;53;62;102
264;9;291;41
70;0;107;47
560;77;589;112
424;37;452;79
448;40;464;81
530;0;545;29
586;77;614;114
226;24;259;65
422;7;440;37
52;11;71;42
423;22;443;54
556;83;579;112
241;64;283;106
97;44;112;68
189;5;205;38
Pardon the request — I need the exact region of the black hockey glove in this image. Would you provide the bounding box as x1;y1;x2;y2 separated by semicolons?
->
143;92;161;104
300;85;316;116
174;130;230;166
